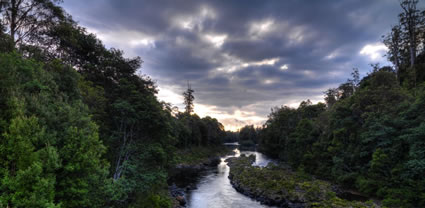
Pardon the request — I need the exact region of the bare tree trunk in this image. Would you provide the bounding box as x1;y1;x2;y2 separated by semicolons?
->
113;120;137;181
10;0;17;43
395;47;400;79
409;32;416;67
401;0;419;67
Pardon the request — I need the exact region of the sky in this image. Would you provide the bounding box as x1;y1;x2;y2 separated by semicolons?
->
62;0;410;131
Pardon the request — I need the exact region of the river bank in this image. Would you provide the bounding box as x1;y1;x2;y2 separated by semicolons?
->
168;146;234;207
226;154;380;208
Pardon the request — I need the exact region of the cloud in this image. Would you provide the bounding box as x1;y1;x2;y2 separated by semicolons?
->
62;0;411;130
360;43;388;61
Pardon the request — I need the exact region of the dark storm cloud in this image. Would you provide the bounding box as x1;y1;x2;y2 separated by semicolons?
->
62;0;413;129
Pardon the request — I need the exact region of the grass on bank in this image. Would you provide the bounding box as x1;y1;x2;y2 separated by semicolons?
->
228;155;380;208
173;146;233;165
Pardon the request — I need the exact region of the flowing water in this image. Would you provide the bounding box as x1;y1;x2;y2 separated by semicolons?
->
184;144;370;207
186;145;275;208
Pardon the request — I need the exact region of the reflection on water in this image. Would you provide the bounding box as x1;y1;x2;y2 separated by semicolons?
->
186;148;274;208
233;149;276;167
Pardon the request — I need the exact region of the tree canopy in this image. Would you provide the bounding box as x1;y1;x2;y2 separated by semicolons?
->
1;0;425;207
0;1;226;207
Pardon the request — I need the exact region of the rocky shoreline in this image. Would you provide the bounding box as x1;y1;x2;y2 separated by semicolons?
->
168;156;221;182
168;155;222;207
229;175;305;207
225;155;379;208
226;155;304;208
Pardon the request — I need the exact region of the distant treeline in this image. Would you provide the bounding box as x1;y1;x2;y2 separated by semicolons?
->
0;1;225;207
222;125;260;148
236;1;425;207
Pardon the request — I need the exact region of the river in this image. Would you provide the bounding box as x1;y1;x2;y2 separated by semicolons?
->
186;145;275;208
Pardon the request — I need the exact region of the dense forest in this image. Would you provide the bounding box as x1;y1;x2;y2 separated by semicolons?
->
0;0;225;207
2;0;425;207
251;1;425;207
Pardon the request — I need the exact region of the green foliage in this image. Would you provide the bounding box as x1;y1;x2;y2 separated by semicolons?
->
0;1;227;207
0;53;108;207
259;66;425;207
6;0;425;207
287;119;316;168
175;113;225;148
0;30;13;53
239;125;257;147
173;146;230;165
0;116;59;208
226;155;377;207
130;192;172;208
258;106;299;158
223;130;239;143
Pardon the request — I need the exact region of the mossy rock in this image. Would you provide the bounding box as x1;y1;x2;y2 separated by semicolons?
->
226;154;380;208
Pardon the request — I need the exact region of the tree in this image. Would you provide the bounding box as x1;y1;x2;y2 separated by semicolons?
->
287;119;317;169
0;0;64;46
0;1;231;206
201;116;225;145
0;115;60;208
384;25;403;78
349;68;360;90
0;24;13;52
259;106;299;159
324;68;359;109
239;125;257;147
324;88;338;109
183;82;195;114
0;53;109;208
399;0;422;67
